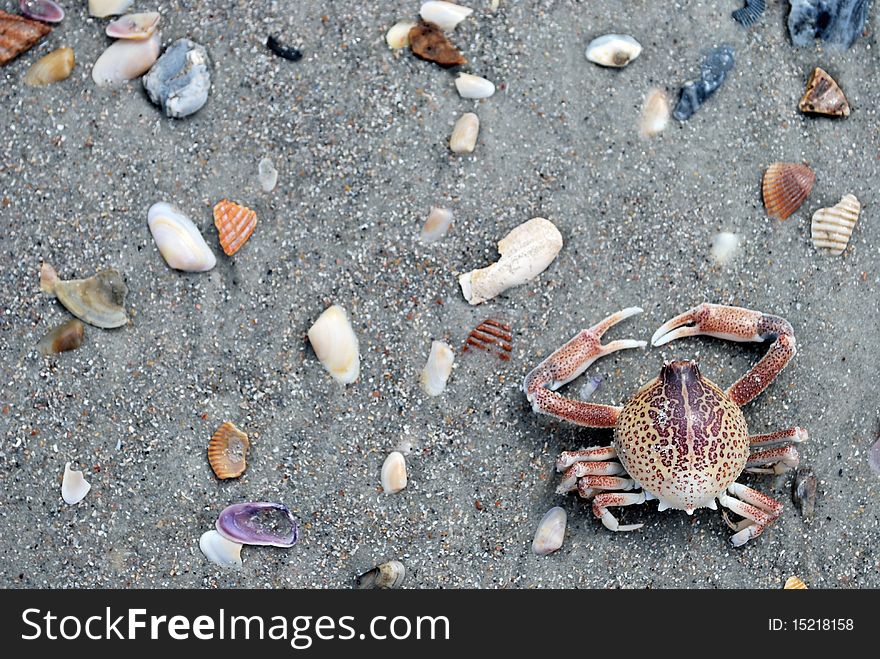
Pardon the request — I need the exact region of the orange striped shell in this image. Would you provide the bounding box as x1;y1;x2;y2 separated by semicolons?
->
762;163;815;220
783;576;808;590
213;200;257;256
0;10;51;66
208;421;250;479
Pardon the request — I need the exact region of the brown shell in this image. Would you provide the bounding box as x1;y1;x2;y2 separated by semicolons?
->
409;22;466;68
38;318;85;355
0;10;51;66
783;576;808;590
762;162;816;220
208;421;250;479
799;67;850;117
213;199;257;256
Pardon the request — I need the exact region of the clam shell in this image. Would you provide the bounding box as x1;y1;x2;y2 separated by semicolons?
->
455;72;495;99
40;263;128;329
0;9;51;66
38;318;84;355
88;0;134;18
811;193;860;255
449;112;479;154
148;202;216;272
207;421;250;480
24;46;74;86
356;561;406;589
216;502;298;548
92;31;160;86
799;67;850;117
762;162;816;220
386;19;416;50
639;87;669;138
459;217;563;305
419;1;473;31
409;21;466;67
585;34;642;68
199;530;243;568
420;206;453;242
307;305;360;384
61;462;91;505
532;506;567;556
381;451;408;494
106;12;161;40
19;1;65;24
420;340;454;396
784;576;808;590
213;199;257;256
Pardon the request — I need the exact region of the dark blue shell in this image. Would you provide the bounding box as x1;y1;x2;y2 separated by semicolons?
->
787;0;873;49
732;0;766;27
673;45;735;122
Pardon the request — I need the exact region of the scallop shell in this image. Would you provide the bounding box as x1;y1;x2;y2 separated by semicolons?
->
810;193;860;255
762;162;816;220
532;506;567;556
19;1;65;24
386;19;416;50
213;199;257;256
455;72;495;99
419;1;473;31
459;217;563;305
450;112;479;154
106;12;161;40
420;340;454;396
207;421;250;479
408;21;466;68
585;34;642;68
799;67;850;117
639;87;669;138
0;9;51;66
40;263;128;329
783;576;808;589
38;318;84;355
199;530;243;568
61;462;91;505
24;46;74;86
88;0;134;17
92;31;160;86
420;206;453;242
307;305;360;384
356;561;406;589
148;202;216;272
381;451;407;494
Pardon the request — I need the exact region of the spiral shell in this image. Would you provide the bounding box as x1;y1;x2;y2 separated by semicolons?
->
207;422;250;479
762;162;815;220
810;193;860;255
213;199;257;256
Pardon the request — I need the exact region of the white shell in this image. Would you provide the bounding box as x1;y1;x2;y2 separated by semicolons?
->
585;34;642;68
532;506;567;556
811;194;861;256
92;32;160;86
381;451;408;494
450;112;479;154
640;87;669;138
89;0;134;18
455;72;495;99
459;217;563;305
199;530;243;568
419;1;473;31
258;158;278;192
147;202;216;272
386;20;416;49
710;232;740;265
420;207;453;242
420;341;454;396
307;305;360;384
61;462;91;505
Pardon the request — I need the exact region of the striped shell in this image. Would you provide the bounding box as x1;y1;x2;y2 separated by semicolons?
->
207;421;250;479
0;9;51;66
762;162;815;220
810;194;860;255
213;199;257;256
783;576;808;590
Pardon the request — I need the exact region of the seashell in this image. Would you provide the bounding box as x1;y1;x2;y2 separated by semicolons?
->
381;451;407;494
788;0;870;49
266;35;302;62
810;193;860;255
88;0;133;18
38;318;84;355
585;34;642;68
673;45;735;121
710;231;740;265
19;1;64;23
61;462;91;505
258;157;277;192
419;1;473;31
784;576;808;589
792;466;818;520
40;263;128;329
208;422;250;480
531;506;567;556
92;31;160;86
639;87;669;138
147;202;216;272
0;9;51;66
455;72;495;99
356;561;406;589
143;38;211;118
449;112;479;154
106;12;161;40
199;530;243;568
762;162;815;220
459;218;563;305
462;318;512;360
213;199;257;256
24;46;74;86
579;375;603;401
420;206;453;242
307;305;360;384
216;502;299;548
420;340;454;396
799;67;850;117
386;20;416;50
732;0;766;27
408;22;466;68
869;438;880;476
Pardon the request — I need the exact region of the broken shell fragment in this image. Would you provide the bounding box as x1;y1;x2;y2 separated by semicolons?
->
0;9;51;66
420;340;454;396
216;502;298;548
147;202;216;272
420;206;453;242
639;87;670;138
463;318;512;360
307;305;360;384
213;199;257;256
449;112;479;154
455;72;495;99
356;561;406;589
762;162;816;220
88;0;133;17
788;0;870;49
792;466;818;520
386;19;416;50
258;157;278;192
38;318;84;355
811;193;860;255
409;21;466;67
381;451;407;494
143;38;211;118
459;217;563;305
92;31;160;86
199;530;243;568
673;45;735;121
24;45;74;86
710;232;740;265
784;576;808;590
419;1;473;31
732;0;766;27
799;67;850;117
106;12;161;40
40;264;128;329
19;1;64;24
585;34;642;68
61;462;91;505
869;438;880;476
532;506;567;556
207;422;250;480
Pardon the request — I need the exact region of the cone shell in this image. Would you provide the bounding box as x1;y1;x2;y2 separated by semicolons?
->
811;193;860;255
762;162;816;220
213;199;257;256
783;576;808;589
799;67;850;117
24;46;74;86
207;422;250;479
0;9;51;66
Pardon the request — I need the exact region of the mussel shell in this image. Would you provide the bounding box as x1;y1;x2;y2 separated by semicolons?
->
215;502;298;548
356;561;406;589
207;422;250;479
762;162;815;220
38;318;84;355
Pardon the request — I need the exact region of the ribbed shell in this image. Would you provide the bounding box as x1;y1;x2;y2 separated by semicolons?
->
783;576;808;590
762;162;815;220
213;199;257;256
207;421;250;479
810;194;860;255
0;10;50;66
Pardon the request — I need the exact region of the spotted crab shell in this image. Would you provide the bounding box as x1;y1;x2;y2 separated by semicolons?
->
762;162;815;220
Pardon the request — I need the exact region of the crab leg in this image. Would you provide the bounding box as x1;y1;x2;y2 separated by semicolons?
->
718;483;782;547
592;492;646;532
557;461;627;492
746;445;800;474
556;445;618;470
576;476;638;499
749;427;808;449
651;303;796;407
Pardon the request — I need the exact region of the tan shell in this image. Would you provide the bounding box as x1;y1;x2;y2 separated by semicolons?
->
640;88;670;138
783;576;808;590
213;200;257;256
40;263;128;329
0;10;51;66
408;22;465;68
762;162;816;220
799;67;850;117
810;194;860;256
207;422;250;479
25;46;74;86
38;318;85;355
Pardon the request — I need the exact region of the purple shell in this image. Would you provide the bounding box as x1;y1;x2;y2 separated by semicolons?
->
216;502;299;548
19;0;65;23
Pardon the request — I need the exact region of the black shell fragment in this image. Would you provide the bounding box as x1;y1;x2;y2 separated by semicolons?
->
673;45;735;122
787;0;873;49
732;0;766;27
267;35;302;61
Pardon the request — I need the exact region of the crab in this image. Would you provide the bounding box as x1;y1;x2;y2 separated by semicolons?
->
523;303;807;546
